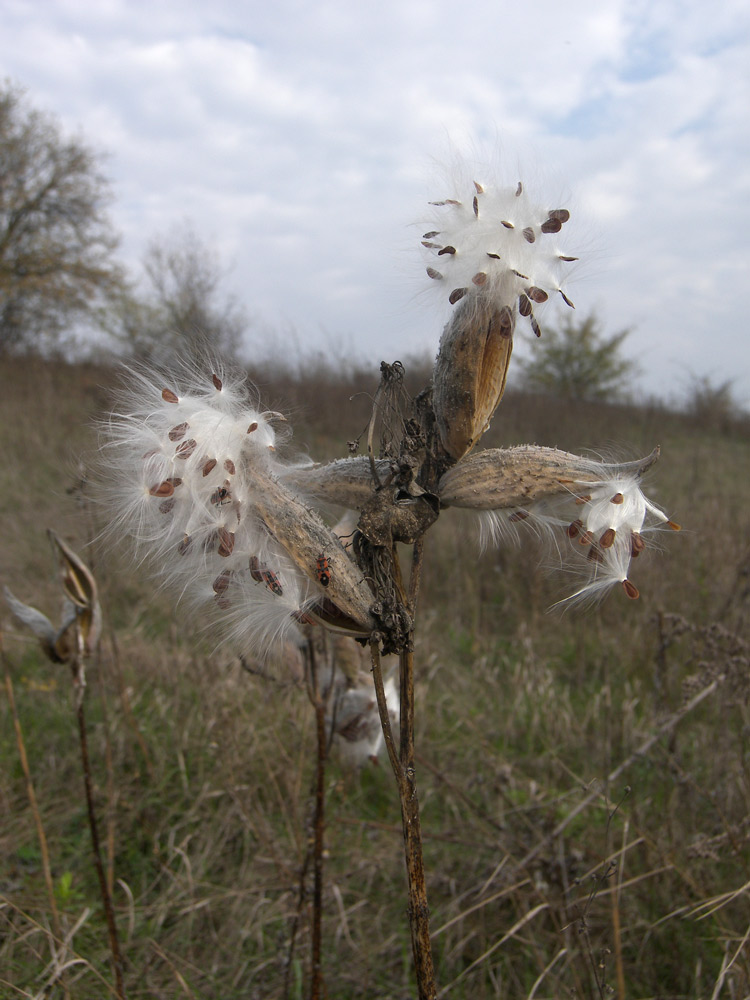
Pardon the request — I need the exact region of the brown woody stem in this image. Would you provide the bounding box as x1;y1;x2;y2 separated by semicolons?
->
73;659;126;999
306;639;327;1000
369;539;437;1000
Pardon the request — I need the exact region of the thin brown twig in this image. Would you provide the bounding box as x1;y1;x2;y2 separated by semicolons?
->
1;634;71;1000
370;634;437;1000
305;637;328;1000
72;656;127;999
398;643;436;1000
370;640;400;782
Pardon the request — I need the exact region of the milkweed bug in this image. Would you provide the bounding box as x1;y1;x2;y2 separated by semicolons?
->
316;553;331;588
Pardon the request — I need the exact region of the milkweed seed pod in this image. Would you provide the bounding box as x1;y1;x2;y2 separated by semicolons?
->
439;445;679;605
4;530;101;663
423;176;578;461
100;361;375;656
280;457;391;510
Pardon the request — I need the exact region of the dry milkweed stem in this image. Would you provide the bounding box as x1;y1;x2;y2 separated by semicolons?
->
73;656;127;999
304;637;328;1000
398;642;436;1000
369;541;437;1000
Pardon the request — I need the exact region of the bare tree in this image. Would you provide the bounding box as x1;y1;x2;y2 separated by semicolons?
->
0;81;124;354
115;222;247;361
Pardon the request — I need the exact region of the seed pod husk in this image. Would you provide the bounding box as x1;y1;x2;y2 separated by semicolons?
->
432;299;515;462
438;446;660;510
248;465;375;636
281;457;389;509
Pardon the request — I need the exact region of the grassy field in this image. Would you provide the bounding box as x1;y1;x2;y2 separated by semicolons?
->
1;355;749;999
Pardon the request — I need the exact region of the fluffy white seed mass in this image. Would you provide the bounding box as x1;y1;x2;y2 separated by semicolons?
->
99;361;319;654
421;176;578;337
479;465;680;606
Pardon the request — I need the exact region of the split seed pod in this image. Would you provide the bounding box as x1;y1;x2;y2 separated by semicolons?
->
247;465;376;636
432;299;515;461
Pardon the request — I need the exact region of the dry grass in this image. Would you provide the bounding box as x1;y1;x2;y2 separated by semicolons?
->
1;356;750;998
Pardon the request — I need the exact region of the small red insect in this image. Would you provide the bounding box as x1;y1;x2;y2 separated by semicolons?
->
249;557;283;596
316;553;331;588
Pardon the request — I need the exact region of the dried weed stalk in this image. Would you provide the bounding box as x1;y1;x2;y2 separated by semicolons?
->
85;165;684;998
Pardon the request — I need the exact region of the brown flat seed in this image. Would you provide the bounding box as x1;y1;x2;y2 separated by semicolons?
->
249;556;263;583
498;305;514;338
631;531;645;556
508;510;530;522
588;546;603;563
472;271;488;286
559;289;575;308
575;494;592;504
600;527;616;548
515;181;523;196
213;571;231;594
212;373;223;391
522;227;535;244
512;269;529;280
224;458;236;475
667;520;681;531
149;481;174;497
449;287;468;304
423;230;440;238
541;218;562;234
579;530;594;546
474;181;484;194
166;476;182;488
501;220;514;229
162;388;179;404
622;579;640;600
486;252;501;259
159;497;176;514
567;519;583;538
426;266;443;280
519;293;532;316
422;241;441;248
610;493;624;504
438;245;457;255
549;209;570;223
175;439;197;459
247;422;258;434
559;255;579;262
530;315;542;338
168;422;189;441
473;196;479;217
218;528;235;558
526;286;548;303
178;534;191;556
202;458;217;477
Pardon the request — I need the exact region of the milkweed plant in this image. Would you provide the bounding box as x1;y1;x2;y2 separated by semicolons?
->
98;159;680;999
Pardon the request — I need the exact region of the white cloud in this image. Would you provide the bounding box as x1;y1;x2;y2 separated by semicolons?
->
0;0;748;403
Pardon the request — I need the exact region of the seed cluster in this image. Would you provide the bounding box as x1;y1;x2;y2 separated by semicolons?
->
422;179;577;338
101;364;318;653
498;473;680;605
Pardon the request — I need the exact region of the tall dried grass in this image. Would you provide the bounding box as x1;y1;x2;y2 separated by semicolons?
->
1;356;749;998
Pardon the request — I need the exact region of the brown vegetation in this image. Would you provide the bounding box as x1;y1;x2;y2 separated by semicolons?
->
2;355;749;998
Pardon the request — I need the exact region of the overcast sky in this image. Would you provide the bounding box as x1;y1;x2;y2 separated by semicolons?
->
2;0;749;405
